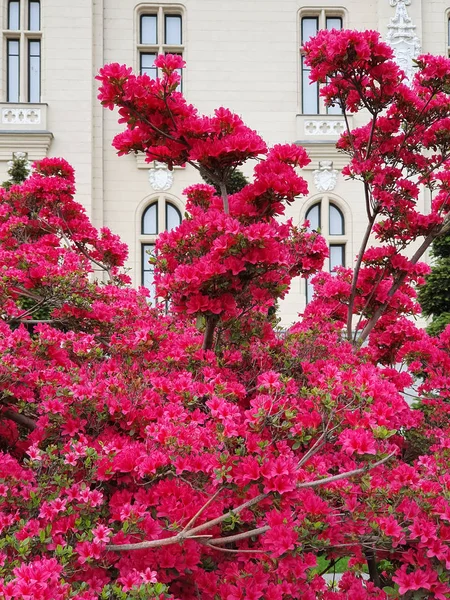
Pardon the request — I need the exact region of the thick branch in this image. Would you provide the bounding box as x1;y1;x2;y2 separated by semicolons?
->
202;315;219;351
219;181;230;215
106;455;394;552
3;410;37;431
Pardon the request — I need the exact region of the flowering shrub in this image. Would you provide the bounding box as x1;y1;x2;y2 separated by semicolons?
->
0;30;449;599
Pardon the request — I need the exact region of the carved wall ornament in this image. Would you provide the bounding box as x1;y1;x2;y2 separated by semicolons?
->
1;108;41;125
313;161;339;192
304;120;345;136
386;0;421;82
148;161;174;191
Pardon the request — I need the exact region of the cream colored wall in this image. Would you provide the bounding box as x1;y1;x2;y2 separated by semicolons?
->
0;0;448;326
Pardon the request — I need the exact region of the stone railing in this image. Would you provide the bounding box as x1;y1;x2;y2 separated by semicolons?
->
0;103;48;131
296;114;352;141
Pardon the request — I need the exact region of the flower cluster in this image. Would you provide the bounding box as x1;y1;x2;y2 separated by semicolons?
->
0;36;450;600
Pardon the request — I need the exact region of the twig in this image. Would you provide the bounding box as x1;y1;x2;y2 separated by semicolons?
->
181;488;223;533
207;525;270;546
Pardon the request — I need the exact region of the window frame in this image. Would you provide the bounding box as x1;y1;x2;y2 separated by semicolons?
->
4;0;42;103
136;4;184;91
299;9;345;115
304;196;349;303
139;195;183;304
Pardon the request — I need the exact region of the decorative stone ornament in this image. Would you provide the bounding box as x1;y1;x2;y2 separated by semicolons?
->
148;161;174;191
387;0;421;82
313;161;339;193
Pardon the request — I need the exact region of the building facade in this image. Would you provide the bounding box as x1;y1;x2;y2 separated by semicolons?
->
0;0;447;324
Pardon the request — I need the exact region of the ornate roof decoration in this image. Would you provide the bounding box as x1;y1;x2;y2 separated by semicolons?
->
387;0;421;82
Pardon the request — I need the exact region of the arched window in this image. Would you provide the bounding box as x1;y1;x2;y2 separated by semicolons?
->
305;198;348;302
140;198;182;303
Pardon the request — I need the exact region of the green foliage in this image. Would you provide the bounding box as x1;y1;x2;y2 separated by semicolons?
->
1;153;31;190
418;233;450;335
201;168;249;195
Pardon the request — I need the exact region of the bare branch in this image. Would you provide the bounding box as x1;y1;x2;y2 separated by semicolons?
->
181;487;223;533
207;525;270;546
297;452;395;489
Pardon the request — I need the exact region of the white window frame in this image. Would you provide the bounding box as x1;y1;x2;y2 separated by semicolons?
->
303;195;350;302
136;4;184;91
4;0;42;102
139;194;183;303
299;8;346;115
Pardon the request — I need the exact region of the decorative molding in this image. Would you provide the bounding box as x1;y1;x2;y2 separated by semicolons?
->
135;152;185;170
148;161;174;191
387;0;421;81
293;141;349;171
2;107;41;125
0;104;48;131
304;120;346;136
313;161;339;192
0;132;53;161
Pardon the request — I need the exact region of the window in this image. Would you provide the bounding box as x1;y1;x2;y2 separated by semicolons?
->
305;198;347;302
300;11;343;114
138;6;183;90
5;1;41;102
140;197;182;304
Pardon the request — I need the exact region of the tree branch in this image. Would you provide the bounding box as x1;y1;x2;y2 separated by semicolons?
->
3;410;37;431
219;181;230;215
347;204;378;342
202;314;219;351
357;224;446;346
106;455;394;552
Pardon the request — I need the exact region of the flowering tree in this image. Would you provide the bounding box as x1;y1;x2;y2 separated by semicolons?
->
0;30;450;600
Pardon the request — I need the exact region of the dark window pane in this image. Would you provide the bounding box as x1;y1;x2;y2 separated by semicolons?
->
8;1;20;30
165;15;182;45
301;17;318;44
29;1;40;30
329;244;345;271
329;204;345;235
28;40;40;102
142;244;156;304
142;202;158;234
140;53;157;78
166;202;182;231
326;17;342;30
7;40;20;102
141;15;157;44
302;58;318;114
306;203;320;231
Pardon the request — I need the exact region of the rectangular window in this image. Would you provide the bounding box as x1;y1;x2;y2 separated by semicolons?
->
300;12;343;114
301;17;319;114
142;243;156;304
139;8;183;90
141;14;157;44
6;1;42;102
7;40;20;102
8;1;20;30
329;244;345;271
140;53;158;79
28;0;40;31
28;39;40;102
165;15;182;45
